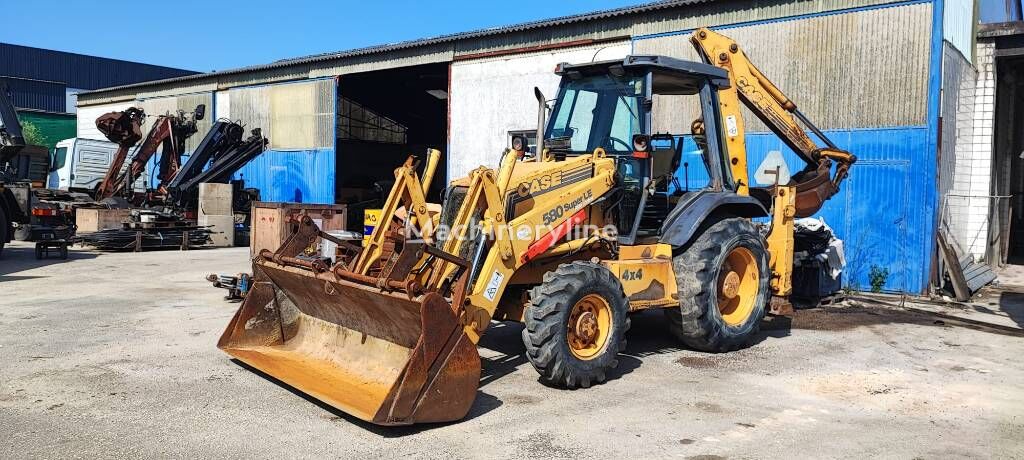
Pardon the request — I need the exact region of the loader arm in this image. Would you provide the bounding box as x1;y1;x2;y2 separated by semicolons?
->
690;28;856;216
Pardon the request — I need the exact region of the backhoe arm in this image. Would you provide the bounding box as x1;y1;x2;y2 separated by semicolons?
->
691;28;856;217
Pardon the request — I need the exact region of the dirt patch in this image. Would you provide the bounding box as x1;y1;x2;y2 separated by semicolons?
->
788;305;934;332
505;394;541;405
515;431;577;459
693;401;724;413
675;355;719;369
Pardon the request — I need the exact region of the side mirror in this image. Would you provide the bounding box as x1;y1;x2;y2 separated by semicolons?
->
194;104;206;121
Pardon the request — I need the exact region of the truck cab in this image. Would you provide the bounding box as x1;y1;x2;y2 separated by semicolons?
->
49;137;149;193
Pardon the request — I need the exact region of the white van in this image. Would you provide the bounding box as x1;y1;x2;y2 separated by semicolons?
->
49;138;149;192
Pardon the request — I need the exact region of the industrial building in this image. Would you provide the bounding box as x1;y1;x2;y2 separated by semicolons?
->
74;0;980;295
0;43;196;149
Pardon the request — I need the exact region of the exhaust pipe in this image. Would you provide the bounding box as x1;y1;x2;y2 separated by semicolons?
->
534;87;547;162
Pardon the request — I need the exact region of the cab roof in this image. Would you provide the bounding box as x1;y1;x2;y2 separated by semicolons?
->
555;54;730;95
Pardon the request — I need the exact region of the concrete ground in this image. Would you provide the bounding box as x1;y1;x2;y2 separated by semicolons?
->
1;241;1023;459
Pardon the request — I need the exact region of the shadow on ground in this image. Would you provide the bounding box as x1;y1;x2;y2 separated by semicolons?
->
999;291;1024;329
225;303;986;437
229;358;503;437
820;296;1024;338
0;244;99;278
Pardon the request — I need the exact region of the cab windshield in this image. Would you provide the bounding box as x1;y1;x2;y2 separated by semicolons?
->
545;74;644;154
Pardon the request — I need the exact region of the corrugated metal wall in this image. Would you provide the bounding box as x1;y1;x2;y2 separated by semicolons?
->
0;77;65;113
634;2;933;133
943;0;976;60
137;92;215;153
79;1;903;107
0;43;196;90
743;128;929;292
635;2;937;293
268;80;334;150
453;0;898;57
221;79;336;203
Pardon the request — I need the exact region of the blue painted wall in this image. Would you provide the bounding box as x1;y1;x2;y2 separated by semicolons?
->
636;0;943;294
670;126;930;293
233;148;335;203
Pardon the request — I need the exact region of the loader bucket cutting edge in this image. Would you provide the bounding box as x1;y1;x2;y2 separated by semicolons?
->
217;262;481;425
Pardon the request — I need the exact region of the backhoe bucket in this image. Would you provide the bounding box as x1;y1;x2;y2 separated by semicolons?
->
217;260;481;425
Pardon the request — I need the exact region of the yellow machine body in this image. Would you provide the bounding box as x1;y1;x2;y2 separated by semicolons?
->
219;28;855;426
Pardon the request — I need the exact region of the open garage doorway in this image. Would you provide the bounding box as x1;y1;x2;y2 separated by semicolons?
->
988;51;1024;265
335;62;449;229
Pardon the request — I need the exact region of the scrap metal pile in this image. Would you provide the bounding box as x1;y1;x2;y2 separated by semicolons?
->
75;226;213;250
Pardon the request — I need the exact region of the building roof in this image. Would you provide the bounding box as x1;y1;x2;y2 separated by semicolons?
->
80;0;712;96
0;42;197;90
978;21;1024;38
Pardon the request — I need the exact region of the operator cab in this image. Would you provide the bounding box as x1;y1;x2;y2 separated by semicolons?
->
545;55;734;244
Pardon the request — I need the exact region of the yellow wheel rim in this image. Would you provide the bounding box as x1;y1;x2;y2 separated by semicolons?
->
567;294;612;360
717;246;759;327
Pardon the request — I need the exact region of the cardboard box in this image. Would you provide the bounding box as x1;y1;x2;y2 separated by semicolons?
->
76;208;130;233
251;202;346;256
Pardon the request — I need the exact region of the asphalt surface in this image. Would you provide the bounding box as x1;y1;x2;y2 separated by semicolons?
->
1;241;1023;459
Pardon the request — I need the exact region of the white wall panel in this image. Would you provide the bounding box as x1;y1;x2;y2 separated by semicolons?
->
944;0;976;60
76;101;136;140
137;92;214;152
448;42;630;179
214;90;230;121
226;79;334;151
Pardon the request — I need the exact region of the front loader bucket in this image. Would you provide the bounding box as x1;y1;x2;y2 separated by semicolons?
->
217;261;481;425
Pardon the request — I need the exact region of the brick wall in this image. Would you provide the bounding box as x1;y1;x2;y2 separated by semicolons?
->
944;40;995;260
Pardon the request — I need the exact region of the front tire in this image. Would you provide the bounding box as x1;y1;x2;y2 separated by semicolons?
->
666;218;770;352
522;261;630;388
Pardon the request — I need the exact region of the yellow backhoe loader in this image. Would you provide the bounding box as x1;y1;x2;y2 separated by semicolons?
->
217;28;855;425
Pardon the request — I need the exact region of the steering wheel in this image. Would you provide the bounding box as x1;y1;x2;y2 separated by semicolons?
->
606;136;632;152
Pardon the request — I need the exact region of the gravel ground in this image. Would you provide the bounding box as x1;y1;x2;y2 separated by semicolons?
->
1;241;1023;459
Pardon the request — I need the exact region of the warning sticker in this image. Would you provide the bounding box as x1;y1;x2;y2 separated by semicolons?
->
483;271;504;301
725;115;739;137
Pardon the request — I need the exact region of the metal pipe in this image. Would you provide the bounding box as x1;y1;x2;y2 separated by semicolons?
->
466;231;488;288
495;148;519;196
421;148;441;194
534;87;546;162
793;109;838;150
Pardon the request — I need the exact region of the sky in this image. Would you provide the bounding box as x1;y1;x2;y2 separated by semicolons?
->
1;0;643;72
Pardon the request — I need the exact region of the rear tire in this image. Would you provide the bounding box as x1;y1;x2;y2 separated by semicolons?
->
522;261;630;388
666;218;770;352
